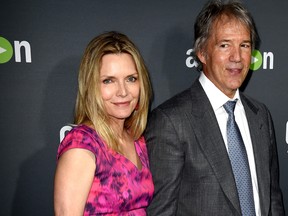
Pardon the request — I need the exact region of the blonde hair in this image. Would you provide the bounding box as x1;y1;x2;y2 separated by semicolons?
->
74;31;152;153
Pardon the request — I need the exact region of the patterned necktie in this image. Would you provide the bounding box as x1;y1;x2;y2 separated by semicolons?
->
223;100;256;216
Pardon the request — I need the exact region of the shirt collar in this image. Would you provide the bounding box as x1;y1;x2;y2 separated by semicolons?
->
199;72;241;111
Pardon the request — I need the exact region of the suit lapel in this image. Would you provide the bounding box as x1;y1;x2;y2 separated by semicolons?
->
241;95;270;215
187;80;242;215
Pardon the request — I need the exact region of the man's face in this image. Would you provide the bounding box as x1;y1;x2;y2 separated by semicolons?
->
197;16;252;98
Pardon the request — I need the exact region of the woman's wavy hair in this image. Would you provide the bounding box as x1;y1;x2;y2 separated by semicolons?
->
74;31;152;153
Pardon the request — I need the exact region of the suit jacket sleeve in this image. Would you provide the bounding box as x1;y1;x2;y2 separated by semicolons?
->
243;94;285;215
145;107;184;216
266;108;285;215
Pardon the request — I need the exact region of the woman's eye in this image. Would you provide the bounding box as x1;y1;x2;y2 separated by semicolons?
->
127;76;137;82
103;79;112;84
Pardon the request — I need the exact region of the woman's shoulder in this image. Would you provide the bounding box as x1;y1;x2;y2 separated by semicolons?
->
57;124;104;159
62;125;97;144
136;135;146;148
137;135;145;142
70;124;96;135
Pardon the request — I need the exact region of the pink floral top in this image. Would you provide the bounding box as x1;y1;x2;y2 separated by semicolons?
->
57;125;154;216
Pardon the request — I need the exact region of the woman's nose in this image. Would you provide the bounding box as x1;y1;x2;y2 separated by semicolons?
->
117;81;128;97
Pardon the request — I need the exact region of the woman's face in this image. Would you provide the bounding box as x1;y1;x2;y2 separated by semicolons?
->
100;53;140;124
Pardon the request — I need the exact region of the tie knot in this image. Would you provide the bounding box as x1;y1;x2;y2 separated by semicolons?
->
223;100;237;114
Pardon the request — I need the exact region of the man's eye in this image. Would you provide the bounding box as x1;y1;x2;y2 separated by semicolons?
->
241;44;251;48
220;44;228;48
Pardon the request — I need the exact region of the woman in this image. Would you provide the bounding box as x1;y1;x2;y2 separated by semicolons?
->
54;31;154;215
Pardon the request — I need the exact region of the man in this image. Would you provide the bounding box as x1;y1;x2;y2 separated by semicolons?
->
145;0;285;215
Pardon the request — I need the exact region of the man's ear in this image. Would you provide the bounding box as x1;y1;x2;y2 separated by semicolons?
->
197;50;206;65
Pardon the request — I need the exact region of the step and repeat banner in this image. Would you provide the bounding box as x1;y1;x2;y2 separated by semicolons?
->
1;0;287;215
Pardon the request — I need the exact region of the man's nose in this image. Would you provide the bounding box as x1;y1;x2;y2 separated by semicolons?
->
230;47;241;62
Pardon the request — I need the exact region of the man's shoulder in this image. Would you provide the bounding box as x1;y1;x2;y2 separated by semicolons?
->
240;92;268;112
156;87;193;112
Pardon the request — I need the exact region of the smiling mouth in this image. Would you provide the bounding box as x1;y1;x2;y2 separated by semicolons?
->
113;101;131;106
227;68;243;74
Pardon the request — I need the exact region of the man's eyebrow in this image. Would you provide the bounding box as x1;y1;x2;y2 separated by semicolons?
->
242;40;252;43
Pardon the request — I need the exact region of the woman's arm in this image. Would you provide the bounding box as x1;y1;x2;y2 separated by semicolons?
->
54;149;96;216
